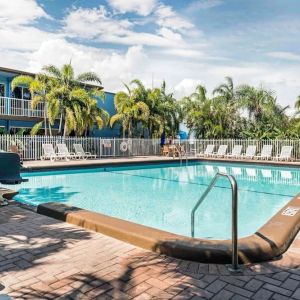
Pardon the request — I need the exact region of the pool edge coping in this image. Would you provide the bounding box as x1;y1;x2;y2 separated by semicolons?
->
21;157;300;173
36;194;300;265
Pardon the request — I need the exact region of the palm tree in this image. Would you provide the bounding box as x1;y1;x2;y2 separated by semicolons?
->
11;74;53;135
236;85;275;122
110;83;149;138
81;90;109;136
213;76;235;103
42;63;105;136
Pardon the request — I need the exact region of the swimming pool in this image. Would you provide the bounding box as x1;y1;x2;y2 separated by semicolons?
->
6;162;300;240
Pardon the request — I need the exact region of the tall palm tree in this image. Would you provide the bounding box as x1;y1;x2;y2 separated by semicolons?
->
236;85;275;122
42;63;105;136
213;76;235;103
110;83;149;138
11;74;53;135
148;81;180;138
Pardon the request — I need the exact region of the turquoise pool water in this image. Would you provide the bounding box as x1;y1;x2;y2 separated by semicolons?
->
5;162;300;239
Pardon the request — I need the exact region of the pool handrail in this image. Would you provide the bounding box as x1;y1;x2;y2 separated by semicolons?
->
191;172;239;272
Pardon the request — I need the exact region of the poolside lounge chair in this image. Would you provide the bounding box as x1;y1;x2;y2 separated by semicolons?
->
225;145;242;158
73;144;97;159
240;145;256;159
274;146;293;161
41;144;59;161
197;144;214;157
211;145;228;158
254;145;273;160
56;143;78;160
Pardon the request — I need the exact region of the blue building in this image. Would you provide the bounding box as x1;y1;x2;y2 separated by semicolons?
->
0;66;119;137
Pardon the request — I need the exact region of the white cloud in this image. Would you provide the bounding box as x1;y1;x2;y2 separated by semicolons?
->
27;39;149;92
267;51;300;62
0;26;59;51
63;6;190;48
107;0;157;16
0;0;50;25
155;4;194;32
64;6;132;39
174;79;202;98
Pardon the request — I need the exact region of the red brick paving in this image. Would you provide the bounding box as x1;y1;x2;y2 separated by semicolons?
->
0;205;299;299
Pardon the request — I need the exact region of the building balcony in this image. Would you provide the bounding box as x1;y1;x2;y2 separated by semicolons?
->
0;96;44;119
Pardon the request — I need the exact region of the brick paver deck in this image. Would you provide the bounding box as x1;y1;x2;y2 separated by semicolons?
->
0;205;299;300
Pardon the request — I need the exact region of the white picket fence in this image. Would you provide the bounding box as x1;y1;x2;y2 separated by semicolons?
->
0;135;300;161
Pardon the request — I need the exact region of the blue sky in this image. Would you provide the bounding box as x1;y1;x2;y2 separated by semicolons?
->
0;0;300;109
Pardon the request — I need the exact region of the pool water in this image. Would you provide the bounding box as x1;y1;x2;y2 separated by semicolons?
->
5;162;300;239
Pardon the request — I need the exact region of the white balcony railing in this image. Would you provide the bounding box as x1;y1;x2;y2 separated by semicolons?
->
0;96;45;118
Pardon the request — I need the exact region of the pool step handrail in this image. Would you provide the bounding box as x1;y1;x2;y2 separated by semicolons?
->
191;172;239;272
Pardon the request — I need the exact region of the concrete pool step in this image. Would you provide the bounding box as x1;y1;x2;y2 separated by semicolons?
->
36;194;300;264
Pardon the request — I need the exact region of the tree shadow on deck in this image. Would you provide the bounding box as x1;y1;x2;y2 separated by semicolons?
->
0;204;299;299
0;204;92;289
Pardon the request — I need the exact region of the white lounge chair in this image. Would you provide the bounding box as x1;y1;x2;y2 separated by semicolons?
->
225;145;242;158
197;144;214;157
253;145;273;160
211;145;228;158
241;145;256;159
73;144;96;159
56;143;78;160
274;146;293;161
41;144;58;162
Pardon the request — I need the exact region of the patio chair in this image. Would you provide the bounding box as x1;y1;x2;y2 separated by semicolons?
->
211;145;228;158
56;143;78;160
274;146;293;161
240;145;256;159
174;145;185;157
254;145;273;160
197;144;214;157
162;145;170;156
41;144;59;161
73;144;96;159
225;145;242;158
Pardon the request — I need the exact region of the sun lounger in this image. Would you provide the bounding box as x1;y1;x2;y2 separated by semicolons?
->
225;145;242;158
197;144;214;157
73;144;96;159
240;145;256;159
211;145;227;158
254;145;273;160
56;143;78;160
41;144;59;161
274;146;293;161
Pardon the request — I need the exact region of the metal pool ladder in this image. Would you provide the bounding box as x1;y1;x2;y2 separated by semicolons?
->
191;172;240;272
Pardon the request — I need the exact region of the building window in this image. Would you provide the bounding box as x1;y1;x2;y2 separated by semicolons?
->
23;88;31;100
11;86;31;100
0;83;5;97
